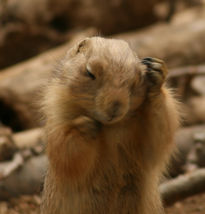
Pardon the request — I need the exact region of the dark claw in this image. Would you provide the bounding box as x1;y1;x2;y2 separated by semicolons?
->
141;59;162;73
142;57;153;62
141;60;151;66
141;59;152;71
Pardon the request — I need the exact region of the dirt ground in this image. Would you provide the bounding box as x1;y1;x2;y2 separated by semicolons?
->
0;192;205;214
166;193;205;214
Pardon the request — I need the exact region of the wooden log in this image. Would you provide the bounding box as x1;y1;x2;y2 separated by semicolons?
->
0;155;47;200
0;0;164;69
168;64;205;78
0;28;96;130
0;0;163;35
161;168;205;206
116;7;205;68
13;128;43;149
169;125;205;176
165;64;205;125
166;64;205;101
0;127;17;161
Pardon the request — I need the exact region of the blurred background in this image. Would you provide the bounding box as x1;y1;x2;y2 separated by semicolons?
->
0;0;205;213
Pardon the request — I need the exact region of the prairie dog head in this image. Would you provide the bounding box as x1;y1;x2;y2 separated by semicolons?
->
48;37;146;125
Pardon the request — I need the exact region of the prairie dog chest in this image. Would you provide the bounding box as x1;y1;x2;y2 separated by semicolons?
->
100;121;141;169
101;118;141;149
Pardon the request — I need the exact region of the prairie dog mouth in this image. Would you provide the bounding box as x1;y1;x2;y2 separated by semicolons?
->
93;110;127;125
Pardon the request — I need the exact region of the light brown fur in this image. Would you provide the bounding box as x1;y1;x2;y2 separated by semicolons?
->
40;37;180;214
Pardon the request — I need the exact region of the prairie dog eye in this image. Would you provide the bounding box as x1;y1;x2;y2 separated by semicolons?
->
86;65;96;80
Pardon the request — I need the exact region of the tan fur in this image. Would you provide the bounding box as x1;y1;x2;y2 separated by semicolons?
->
40;37;180;214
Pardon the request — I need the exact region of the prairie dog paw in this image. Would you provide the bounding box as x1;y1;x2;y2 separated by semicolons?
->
72;116;101;138
141;57;167;90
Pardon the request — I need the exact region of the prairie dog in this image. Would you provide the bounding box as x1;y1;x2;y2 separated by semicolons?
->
41;37;180;214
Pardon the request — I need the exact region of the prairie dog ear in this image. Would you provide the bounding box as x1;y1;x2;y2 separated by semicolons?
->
76;38;90;54
65;38;90;58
